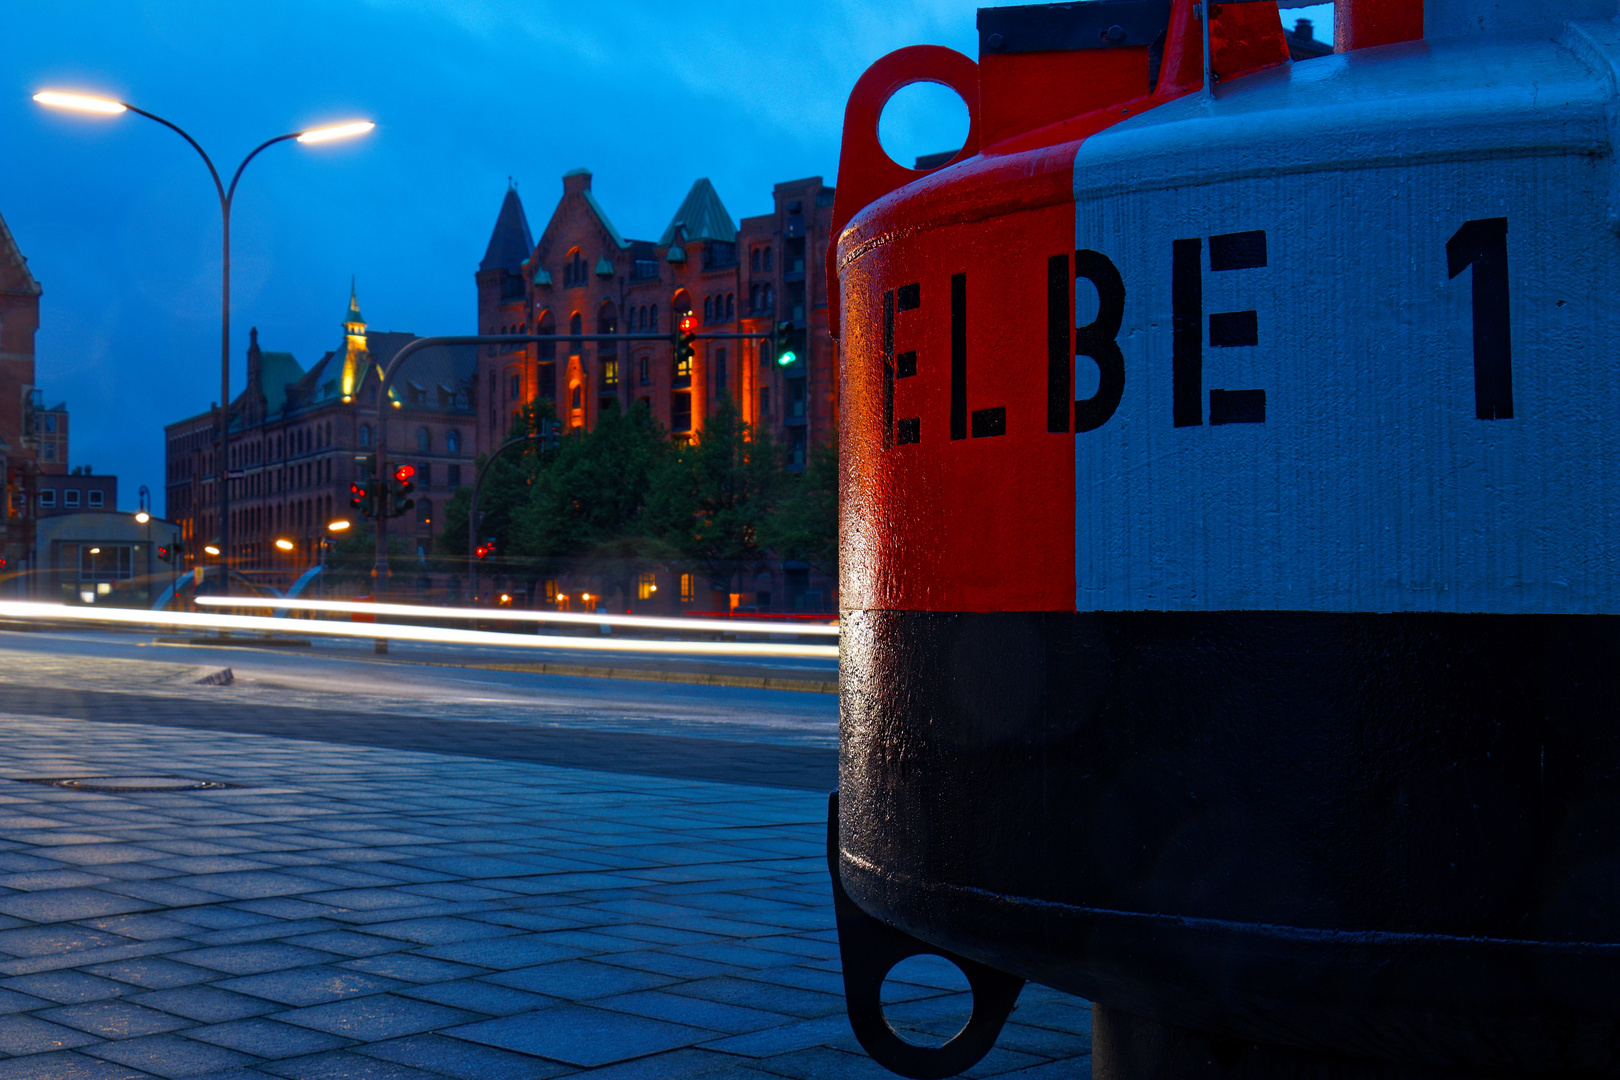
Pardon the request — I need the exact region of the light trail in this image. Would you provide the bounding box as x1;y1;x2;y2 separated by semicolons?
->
194;596;840;637
0;602;840;659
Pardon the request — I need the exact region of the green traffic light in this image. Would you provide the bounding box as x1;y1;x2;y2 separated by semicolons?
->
776;350;797;366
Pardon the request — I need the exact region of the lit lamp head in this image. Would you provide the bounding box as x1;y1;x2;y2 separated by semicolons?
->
274;538;295;552
134;510;151;524
204;544;221;556
296;121;374;144
33;91;127;115
327;519;351;532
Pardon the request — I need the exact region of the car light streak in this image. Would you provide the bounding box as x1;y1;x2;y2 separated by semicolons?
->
194;596;840;636
0;602;840;659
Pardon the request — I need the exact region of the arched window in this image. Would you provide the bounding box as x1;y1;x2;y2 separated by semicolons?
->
750;283;759;311
763;247;774;271
537;309;555;360
639;305;647;330
764;283;775;308
751;248;761;272
359;424;372;448
446;430;461;454
650;304;658;332
568;312;583;356
716;347;728;391
672;289;691;318
416;427;431;452
704;296;714;322
726;293;734;320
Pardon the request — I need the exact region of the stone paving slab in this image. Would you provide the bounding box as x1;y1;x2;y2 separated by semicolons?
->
0;712;1092;1077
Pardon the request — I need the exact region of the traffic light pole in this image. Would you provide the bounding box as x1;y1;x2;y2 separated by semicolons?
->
465;431;548;603
367;332;772;640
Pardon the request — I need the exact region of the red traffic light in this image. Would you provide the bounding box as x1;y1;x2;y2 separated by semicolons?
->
475;545;488;559
678;315;698;335
393;464;416;483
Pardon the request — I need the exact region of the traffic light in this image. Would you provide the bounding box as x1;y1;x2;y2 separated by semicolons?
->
774;320;800;366
675;314;697;365
389;463;416;518
349;478;376;519
475;538;497;560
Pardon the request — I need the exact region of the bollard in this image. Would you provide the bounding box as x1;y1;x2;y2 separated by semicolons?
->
827;1;1620;1076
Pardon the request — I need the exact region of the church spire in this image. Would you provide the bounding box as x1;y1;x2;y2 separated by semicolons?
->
344;276;365;331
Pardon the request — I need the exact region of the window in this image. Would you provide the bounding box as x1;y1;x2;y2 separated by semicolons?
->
680;573;695;603
564;248;587;287
639;305;648;329
763;247;774;271
637;572;657;600
639;356;650;385
65;489;81;507
571;385;583;409
750;283;759;311
360;424;373;448
44;414;57;434
39;489;55;508
673;351;691;387
88;490;104;508
597;303;617;358
602;358;618;387
42;443;55;461
761;387;770;415
751;248;761;272
671;391;691;432
417;498;433;530
418;463;432;488
537;310;556;360
716;348;727;392
416;427;432;452
449;464;462;489
650;304;658;332
569;312;582;355
79;544;133;582
538;362;556;400
764;283;775;308
509;372;520;400
704;296;714;322
446;430;461;454
726;293;734;320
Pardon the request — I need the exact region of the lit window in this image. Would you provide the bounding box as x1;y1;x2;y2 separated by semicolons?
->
637;572;657;600
680;573;695;603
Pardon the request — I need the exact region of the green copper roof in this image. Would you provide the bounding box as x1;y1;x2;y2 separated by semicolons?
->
533;268;552;285
666;244;685;263
659;179;737;245
594;256;614;277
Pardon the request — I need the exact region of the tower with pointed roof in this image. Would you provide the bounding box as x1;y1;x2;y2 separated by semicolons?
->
0;207;43;563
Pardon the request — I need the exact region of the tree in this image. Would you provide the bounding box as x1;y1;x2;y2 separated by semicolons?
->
643;395;780;588
437;401;554;564
760;432;837;579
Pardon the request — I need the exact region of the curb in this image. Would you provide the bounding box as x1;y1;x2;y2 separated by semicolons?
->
449;660;839;695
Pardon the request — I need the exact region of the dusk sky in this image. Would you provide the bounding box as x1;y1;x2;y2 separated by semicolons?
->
4;0;983;514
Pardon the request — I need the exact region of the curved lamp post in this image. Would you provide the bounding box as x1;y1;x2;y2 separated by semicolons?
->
33;91;372;585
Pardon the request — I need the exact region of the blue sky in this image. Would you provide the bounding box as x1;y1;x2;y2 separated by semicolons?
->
3;0;983;511
3;0;1328;513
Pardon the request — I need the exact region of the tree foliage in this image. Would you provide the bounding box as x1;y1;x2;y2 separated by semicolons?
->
758;432;837;575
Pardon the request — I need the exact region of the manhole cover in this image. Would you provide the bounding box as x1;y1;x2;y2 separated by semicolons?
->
20;776;238;793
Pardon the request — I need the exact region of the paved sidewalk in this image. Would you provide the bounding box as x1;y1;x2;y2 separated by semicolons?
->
0;713;1093;1078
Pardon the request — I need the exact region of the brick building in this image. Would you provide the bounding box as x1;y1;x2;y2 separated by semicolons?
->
475;171;837;467
0;209;42;573
164;286;476;585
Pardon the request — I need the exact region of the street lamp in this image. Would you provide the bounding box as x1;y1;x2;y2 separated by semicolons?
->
33;90;372;589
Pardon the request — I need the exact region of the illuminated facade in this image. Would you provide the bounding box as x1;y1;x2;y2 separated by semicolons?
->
164;286;477;584
0;208;41;574
475;171;838;468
